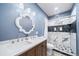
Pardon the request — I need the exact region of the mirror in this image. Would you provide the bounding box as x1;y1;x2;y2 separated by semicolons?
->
15;8;36;35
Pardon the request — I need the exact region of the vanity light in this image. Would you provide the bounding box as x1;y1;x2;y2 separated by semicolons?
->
27;8;31;13
16;3;24;13
19;3;24;10
35;31;39;37
36;31;38;35
32;12;36;16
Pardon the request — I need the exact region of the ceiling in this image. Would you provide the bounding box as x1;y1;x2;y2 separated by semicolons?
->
37;3;73;16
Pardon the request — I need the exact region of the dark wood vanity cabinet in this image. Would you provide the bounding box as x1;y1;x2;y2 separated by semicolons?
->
19;40;47;56
35;40;47;56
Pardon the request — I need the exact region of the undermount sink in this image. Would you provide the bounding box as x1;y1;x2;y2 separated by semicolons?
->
0;37;46;56
1;37;33;50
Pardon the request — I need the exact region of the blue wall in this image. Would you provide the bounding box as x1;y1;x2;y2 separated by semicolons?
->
0;3;47;41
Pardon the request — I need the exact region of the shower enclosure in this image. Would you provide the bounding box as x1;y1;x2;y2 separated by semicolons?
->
48;15;76;56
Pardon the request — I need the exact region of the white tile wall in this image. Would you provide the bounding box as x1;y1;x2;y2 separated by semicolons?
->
48;32;76;55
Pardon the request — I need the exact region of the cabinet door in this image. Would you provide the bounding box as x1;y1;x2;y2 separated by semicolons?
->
26;48;36;56
42;40;47;56
19;40;47;56
35;44;43;56
35;40;47;56
19;48;35;56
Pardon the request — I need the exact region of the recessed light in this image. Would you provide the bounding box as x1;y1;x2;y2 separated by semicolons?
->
54;7;58;11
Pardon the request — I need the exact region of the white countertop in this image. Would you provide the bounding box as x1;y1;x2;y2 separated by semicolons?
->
0;37;46;56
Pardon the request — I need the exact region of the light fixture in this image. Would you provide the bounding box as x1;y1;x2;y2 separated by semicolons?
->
54;27;56;31
54;7;59;15
19;3;24;10
16;3;24;14
60;27;62;31
54;7;58;11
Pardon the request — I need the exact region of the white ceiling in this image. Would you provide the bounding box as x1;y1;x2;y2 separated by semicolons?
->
37;3;73;16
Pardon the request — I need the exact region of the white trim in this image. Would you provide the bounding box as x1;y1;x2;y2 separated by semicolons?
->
43;17;48;39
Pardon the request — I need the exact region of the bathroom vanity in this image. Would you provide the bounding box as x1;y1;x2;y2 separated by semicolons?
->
19;40;47;56
0;37;47;56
